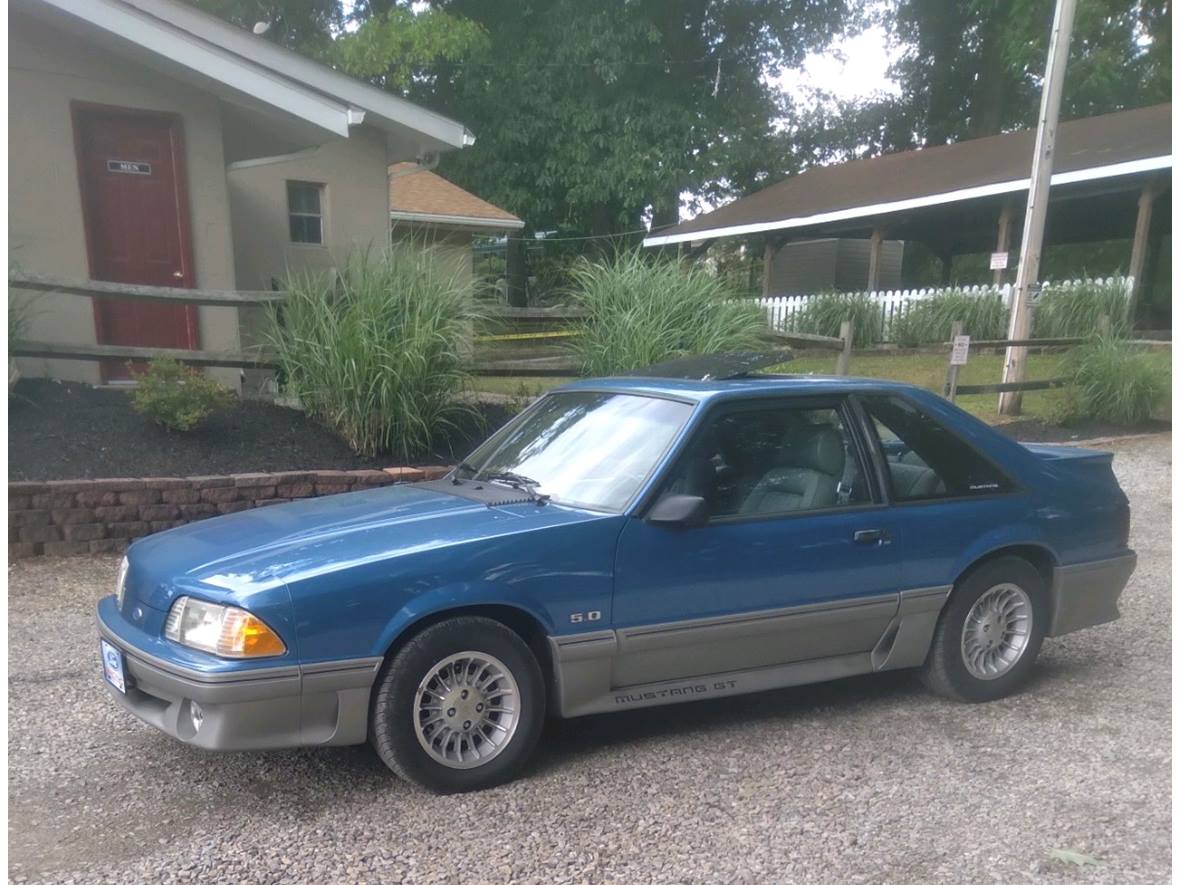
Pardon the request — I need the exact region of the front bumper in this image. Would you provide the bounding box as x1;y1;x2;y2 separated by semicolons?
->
1048;551;1137;637
97;599;381;751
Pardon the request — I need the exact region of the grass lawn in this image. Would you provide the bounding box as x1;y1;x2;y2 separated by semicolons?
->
470;348;1171;426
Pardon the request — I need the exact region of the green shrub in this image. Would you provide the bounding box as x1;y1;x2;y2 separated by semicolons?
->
130;357;236;432
1034;279;1130;338
1062;335;1166;424
789;291;883;347
266;245;478;458
9;297;32;352
891;289;1008;347
568;250;766;376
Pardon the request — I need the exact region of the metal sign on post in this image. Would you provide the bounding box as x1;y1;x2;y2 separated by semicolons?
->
950;335;971;366
989;252;1009;271
944;322;966;402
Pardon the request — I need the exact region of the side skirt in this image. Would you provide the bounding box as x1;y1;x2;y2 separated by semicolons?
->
548;586;951;718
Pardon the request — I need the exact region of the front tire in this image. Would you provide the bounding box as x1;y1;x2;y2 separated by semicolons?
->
369;616;545;793
920;556;1048;702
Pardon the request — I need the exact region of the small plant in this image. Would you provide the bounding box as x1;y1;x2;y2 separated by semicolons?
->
130;357;236;431
9;296;32;352
1061;335;1166;424
9;292;35;394
267;244;479;458
789;291;883;348
891;289;1008;347
1034;279;1130;339
568;250;766;376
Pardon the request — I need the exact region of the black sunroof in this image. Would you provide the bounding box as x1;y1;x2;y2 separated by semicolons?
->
625;350;792;381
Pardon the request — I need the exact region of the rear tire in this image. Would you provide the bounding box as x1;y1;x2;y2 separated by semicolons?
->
369;616;545;793
920;556;1048;702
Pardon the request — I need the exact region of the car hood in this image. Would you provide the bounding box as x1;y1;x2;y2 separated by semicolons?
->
127;483;539;607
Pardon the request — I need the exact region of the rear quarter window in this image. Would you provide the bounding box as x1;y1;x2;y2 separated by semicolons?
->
861;395;1014;502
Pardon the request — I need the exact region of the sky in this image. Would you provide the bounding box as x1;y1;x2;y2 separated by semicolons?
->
667;22;902;224
774;22;902;106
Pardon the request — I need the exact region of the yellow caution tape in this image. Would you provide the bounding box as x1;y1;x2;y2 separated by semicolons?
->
475;330;580;342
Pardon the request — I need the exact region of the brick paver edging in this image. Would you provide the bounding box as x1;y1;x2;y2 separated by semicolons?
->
8;466;451;558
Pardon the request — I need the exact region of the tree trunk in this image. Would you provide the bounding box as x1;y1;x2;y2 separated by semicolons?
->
506;235;527;307
921;0;967;145
967;5;1010;137
652;185;681;233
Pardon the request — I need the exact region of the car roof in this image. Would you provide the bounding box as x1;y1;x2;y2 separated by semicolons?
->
555;374;925;403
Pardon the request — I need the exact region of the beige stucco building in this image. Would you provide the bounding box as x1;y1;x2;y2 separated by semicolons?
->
387;162;524;281
9;0;473;391
225;152;524;295
226;134;395;291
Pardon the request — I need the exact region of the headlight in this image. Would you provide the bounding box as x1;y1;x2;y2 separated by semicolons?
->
115;556;129;608
163;597;286;658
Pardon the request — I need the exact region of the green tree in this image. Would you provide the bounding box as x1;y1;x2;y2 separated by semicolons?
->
329;7;486;91
187;0;484;93
805;0;1170;160
186;0;342;53
420;0;857;235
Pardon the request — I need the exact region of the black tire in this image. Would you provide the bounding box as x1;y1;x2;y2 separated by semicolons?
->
369;616;545;793
920;556;1048;702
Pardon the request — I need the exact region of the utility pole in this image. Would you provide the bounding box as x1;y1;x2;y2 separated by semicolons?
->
998;0;1077;415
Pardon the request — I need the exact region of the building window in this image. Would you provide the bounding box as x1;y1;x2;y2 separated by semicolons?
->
287;181;324;244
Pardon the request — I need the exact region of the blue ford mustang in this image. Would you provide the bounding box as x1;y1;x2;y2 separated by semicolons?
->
97;373;1135;792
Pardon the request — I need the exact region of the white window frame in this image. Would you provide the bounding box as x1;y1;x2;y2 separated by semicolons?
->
287;180;326;245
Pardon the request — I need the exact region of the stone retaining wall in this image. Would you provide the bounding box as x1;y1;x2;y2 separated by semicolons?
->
8;466;450;558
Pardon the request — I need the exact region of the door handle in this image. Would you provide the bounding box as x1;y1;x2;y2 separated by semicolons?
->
853;528;890;545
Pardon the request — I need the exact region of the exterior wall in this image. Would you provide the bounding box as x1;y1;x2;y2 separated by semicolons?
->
767;238;904;295
226;132;393;290
8;13;241;389
769;239;838;294
834;239;904;291
391;225;475;280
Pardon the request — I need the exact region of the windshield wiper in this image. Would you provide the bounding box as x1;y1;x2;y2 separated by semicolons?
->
451;461;478;484
487;471;550;504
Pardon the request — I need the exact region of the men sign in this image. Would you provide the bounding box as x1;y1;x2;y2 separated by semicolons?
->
106;160;151;175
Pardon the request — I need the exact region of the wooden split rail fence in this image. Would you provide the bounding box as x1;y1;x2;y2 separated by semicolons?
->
940;316;1106;402
10;273;283;370
10;274;858;379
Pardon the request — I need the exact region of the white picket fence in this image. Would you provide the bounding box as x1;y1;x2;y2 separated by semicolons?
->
755;276;1131;342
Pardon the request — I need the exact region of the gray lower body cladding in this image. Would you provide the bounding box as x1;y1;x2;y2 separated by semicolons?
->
550;550;1137;718
97;616;380;751
1048;551;1136;637
550;586;951;718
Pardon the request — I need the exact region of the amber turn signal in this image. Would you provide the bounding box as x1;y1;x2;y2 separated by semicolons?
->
164;596;287;658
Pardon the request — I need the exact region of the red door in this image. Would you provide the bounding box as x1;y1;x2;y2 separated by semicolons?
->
73;106;199;380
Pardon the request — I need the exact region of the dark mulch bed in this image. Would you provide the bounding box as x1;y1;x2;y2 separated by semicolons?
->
996;417;1169;444
8;379;512;482
8;379;1167;482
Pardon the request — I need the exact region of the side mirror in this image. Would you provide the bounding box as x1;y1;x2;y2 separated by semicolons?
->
646;494;709;528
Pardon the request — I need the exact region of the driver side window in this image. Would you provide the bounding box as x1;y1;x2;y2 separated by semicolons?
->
655;401;870;520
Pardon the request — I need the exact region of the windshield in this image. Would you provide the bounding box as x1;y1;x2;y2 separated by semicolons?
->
460;391;693;512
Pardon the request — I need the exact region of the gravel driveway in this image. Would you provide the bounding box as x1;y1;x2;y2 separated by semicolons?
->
9;434;1171;884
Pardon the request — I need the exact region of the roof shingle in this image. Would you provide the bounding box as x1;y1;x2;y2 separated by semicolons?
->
389;163;523;229
646;104;1171;246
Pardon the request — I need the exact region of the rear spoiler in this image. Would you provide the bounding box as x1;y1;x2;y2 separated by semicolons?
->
1022;443;1113;465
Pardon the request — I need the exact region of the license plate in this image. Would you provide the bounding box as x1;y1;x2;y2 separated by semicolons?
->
101;639;126;694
